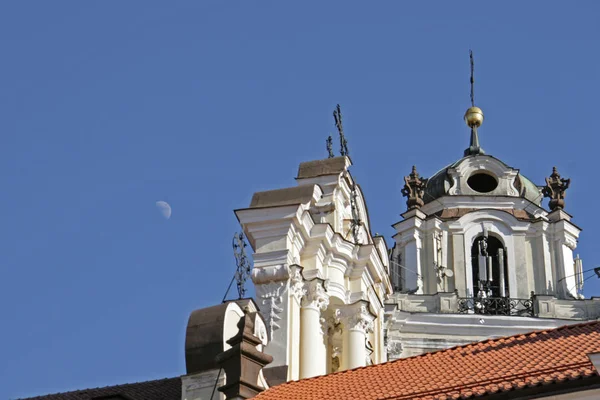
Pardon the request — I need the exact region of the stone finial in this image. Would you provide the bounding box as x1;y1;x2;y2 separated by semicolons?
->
401;166;427;210
216;312;273;399
542;167;571;211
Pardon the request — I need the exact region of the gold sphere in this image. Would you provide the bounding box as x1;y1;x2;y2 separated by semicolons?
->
464;106;484;128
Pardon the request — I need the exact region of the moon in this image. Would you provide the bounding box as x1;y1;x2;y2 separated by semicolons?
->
155;201;172;220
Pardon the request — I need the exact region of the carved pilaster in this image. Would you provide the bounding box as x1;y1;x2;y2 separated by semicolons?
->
252;264;292;341
258;282;285;340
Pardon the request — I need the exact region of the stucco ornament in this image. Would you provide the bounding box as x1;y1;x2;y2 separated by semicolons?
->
401;165;428;210
289;265;306;304
258;282;285;340
302;279;330;311
337;302;375;334
328;317;343;372
543;166;570;211
386;338;403;359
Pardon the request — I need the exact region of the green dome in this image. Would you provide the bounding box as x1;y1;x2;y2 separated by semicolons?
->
422;155;543;206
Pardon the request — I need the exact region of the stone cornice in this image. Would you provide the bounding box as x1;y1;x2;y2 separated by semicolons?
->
446;209;532;234
418;196;547;220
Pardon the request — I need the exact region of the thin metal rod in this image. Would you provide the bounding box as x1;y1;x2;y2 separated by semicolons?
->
389;259;422;279
222;275;236;303
558;267;600;282
566;273;597;296
470;49;475;107
210;368;223;400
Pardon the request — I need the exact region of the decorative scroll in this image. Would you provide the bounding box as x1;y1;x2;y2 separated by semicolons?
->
401;166;427;210
543;167;570;211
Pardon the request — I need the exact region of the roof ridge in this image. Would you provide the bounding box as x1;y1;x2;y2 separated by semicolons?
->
19;377;180;399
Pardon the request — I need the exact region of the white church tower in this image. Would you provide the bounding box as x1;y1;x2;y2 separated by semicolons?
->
385;55;600;359
236;149;392;383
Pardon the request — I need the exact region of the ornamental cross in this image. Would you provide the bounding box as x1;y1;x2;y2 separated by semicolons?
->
333;104;349;157
232;232;252;299
326;135;334;158
401;165;427;210
542;166;570;211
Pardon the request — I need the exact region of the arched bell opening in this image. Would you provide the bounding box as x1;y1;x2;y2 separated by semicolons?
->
470;235;509;298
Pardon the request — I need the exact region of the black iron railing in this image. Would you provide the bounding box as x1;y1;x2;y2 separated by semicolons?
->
457;295;535;317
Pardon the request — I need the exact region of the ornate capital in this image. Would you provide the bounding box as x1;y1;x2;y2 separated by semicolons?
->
289;265;306;304
560;237;578;251
336;301;375;334
401;166;428;210
301;278;329;311
543;167;570;211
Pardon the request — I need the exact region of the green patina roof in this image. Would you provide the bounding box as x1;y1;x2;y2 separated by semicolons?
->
422;155;542;206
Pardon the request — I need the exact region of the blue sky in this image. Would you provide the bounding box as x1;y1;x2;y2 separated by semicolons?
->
1;2;599;398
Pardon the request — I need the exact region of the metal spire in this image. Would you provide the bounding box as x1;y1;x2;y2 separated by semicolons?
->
464;50;485;156
470;49;475;107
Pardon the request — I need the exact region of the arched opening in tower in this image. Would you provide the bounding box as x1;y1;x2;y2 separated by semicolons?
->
471;235;509;298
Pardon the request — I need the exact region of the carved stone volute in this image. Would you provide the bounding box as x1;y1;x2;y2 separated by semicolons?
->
543;167;570;211
401;166;427;210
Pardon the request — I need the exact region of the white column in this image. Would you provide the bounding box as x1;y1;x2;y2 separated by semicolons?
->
498;248;506;297
556;238;577;298
337;301;375;370
299;279;329;379
404;236;423;294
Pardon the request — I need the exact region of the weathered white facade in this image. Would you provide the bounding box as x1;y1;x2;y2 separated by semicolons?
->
385;110;600;360
236;156;393;382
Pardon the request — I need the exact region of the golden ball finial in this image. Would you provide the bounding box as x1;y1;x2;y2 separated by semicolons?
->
464;106;484;128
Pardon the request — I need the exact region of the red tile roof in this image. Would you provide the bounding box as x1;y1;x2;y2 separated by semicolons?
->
256;321;600;400
20;377;181;400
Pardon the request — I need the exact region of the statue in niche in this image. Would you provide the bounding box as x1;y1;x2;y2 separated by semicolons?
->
401;166;428;210
543;166;570;211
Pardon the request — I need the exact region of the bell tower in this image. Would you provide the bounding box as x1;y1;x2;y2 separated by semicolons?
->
385;52;600;360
